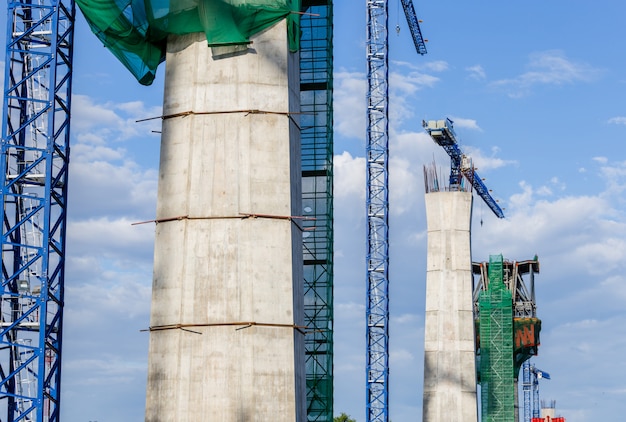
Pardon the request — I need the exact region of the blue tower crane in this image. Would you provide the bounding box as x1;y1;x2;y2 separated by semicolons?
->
522;363;550;421
365;2;426;421
422;118;505;218
1;0;75;420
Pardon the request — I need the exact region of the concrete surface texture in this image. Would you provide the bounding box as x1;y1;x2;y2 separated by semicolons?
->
144;21;305;421
423;191;478;422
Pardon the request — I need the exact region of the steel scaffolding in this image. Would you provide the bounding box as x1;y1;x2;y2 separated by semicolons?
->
478;255;514;422
474;258;541;422
300;1;334;420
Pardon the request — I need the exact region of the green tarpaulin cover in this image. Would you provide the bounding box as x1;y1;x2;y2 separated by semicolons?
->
76;0;300;85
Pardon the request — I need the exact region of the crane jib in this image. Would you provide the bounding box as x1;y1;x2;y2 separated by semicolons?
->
422;119;505;219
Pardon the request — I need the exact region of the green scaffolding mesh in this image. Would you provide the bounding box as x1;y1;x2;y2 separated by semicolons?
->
479;255;514;422
476;317;541;379
76;0;301;84
300;1;333;420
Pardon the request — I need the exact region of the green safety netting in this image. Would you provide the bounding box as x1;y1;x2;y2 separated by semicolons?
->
76;0;301;85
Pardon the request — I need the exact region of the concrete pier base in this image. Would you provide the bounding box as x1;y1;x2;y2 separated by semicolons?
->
144;22;305;421
423;191;478;422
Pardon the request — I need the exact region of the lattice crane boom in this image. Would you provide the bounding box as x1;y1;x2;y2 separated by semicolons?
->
422;118;505;218
365;2;426;422
399;0;427;55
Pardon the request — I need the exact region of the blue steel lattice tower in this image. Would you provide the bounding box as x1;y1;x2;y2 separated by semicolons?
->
365;1;426;421
1;0;75;420
365;1;391;420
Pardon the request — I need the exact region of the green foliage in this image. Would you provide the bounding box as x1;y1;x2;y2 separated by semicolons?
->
334;413;356;422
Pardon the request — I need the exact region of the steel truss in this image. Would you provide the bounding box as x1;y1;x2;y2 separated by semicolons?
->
365;1;389;421
300;0;334;420
1;0;75;419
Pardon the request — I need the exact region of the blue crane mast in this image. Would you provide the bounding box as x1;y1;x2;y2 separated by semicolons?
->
422;118;505;218
365;1;426;421
522;364;550;421
1;0;75;420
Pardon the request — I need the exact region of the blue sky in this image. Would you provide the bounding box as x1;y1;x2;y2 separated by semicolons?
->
2;1;626;421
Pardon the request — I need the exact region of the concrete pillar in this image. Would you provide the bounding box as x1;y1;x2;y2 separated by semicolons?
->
423;191;478;422
145;21;305;421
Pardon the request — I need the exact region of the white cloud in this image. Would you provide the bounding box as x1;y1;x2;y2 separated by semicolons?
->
69;158;157;220
390;348;414;363
335;64;443;140
334;70;366;140
491;50;600;97
466;64;486;80
598;159;626;195
463;145;516;172
608;116;626;125
71;94;161;144
72;142;126;161
390;70;439;95
537;315;626;420
392;313;421;325
422;60;449;73
448;116;482;131
68;216;155;261
391;59;449;73
334;151;365;200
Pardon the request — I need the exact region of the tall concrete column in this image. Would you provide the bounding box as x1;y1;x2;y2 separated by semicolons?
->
145;21;305;421
423;191;478;422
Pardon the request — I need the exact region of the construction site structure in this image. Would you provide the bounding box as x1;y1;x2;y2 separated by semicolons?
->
423;189;478;421
2;0;335;420
0;0;75;419
476;255;514;422
300;2;334;420
74;2;333;421
422;118;506;422
531;400;566;422
365;1;426;421
143;22;306;421
472;257;542;422
523;364;550;421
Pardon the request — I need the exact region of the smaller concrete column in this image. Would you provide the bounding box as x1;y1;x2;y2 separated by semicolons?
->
423;191;478;422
